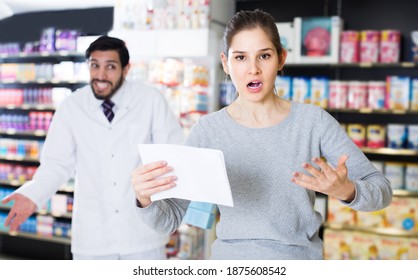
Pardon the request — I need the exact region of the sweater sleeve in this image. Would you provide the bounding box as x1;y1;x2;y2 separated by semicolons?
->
318;109;393;211
137;120;207;234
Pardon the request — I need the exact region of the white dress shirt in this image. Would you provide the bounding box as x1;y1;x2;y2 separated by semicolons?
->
16;80;185;256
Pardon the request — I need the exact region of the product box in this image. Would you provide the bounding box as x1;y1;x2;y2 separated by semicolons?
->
366;124;386;148
384;162;405;190
340;30;360;63
274;76;292;100
410;79;418;110
386;76;411;110
323;229;353;260
385;197;418;231
380;30;401;63
310;77;329;108
276;22;295;64
351;232;380;260
405;163;418;191
182;202;217;229
360;30;380;63
291;77;311;103
328;80;348;109
293;16;343;64
327;197;357;226
347;123;366;148
357;209;387;228
378;235;409;260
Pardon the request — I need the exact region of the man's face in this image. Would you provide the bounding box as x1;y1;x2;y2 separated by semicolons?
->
88;50;130;100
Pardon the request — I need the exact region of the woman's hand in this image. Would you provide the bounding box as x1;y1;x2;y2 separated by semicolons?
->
291;154;356;202
131;160;177;207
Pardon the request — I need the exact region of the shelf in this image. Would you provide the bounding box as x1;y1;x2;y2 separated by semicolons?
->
285;62;418;68
0;179;24;187
0;51;85;63
327;108;418;115
361;147;418;156
0;104;56;111
324;222;418;238
0;80;87;87
0;229;71;245
393;189;418;198
0;155;39;163
0;129;47;137
0;205;72;219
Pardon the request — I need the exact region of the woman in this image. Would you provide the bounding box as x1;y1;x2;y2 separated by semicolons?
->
131;9;392;259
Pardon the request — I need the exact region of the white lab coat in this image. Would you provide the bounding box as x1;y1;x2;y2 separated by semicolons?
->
16;80;185;256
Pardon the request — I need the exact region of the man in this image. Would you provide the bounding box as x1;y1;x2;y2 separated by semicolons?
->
1;36;184;260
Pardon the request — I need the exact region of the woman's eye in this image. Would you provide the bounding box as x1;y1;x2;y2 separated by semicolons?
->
260;53;271;59
235;55;245;61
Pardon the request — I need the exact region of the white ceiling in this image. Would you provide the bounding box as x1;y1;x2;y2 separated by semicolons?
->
0;0;115;20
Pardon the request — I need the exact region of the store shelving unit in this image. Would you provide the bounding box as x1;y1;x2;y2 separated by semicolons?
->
108;0;234;260
0;51;86;259
236;0;418;259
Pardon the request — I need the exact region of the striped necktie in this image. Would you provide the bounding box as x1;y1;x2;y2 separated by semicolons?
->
101;99;115;123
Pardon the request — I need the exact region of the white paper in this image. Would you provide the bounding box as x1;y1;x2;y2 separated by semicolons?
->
137;144;233;207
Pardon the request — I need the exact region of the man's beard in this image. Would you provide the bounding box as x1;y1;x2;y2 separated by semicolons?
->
91;75;124;100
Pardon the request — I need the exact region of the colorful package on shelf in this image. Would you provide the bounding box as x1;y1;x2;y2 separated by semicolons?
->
411;31;418;62
360;30;380;63
291;77;311;103
275;22;295;63
219;81;236;106
182;201;216;229
386;76;411;110
387;124;407;149
53;221;71;238
367;81;386;109
411;79;418;110
310;76;329;108
366;124;386;148
378;235;410;260
384;162;405;190
274;76;292;100
36;215;54;237
328;80;348;109
407;124;418;150
323;229;357;260
347;123;366;148
20;216;37;234
293;16;343;64
327;197;357;226
385;196;418;231
405;163;418;191
340;30;360;63
379;30;401;63
347;81;368;109
51;194;69;216
357;208;389;228
352;232;382;260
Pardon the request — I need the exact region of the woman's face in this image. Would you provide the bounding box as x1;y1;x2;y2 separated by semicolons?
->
221;27;286;103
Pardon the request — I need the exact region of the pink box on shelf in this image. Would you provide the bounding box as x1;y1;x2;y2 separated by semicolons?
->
380;30;401;63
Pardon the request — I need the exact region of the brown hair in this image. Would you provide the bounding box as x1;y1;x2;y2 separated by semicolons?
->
223;9;284;58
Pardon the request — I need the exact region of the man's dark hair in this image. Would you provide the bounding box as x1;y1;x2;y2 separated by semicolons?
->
85;35;130;68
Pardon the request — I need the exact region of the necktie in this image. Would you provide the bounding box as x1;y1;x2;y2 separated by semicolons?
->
101;99;115;123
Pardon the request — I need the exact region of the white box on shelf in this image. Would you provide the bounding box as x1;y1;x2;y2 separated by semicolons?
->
276;22;295;64
293;16;343;64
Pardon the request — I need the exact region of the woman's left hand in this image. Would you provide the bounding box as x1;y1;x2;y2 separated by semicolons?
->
291;154;356;202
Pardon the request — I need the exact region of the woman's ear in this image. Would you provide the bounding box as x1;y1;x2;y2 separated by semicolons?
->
278;48;288;72
220;52;229;75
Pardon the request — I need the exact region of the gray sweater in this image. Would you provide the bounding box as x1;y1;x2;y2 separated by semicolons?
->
138;101;392;259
